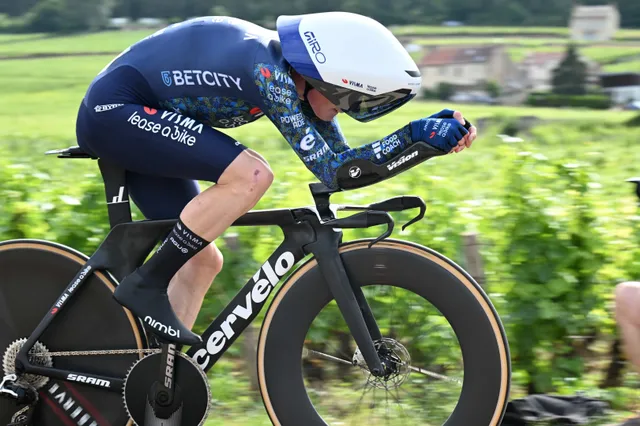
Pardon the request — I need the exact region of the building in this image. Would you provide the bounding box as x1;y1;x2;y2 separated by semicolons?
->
569;4;620;42
520;50;602;91
600;72;640;105
417;45;524;94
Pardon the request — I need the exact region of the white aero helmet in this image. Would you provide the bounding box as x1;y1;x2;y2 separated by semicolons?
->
276;12;422;122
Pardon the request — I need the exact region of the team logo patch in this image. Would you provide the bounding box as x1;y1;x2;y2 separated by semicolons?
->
161;71;172;87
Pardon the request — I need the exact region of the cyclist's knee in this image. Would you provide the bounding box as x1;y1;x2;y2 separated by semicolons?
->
615;281;640;323
220;152;274;198
190;243;224;276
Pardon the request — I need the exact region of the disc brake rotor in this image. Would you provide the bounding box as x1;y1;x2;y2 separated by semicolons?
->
352;337;411;389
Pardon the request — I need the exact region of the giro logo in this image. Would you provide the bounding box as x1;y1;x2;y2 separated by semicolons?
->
193;251;296;368
67;374;111;388
387;151;418;171
145;316;181;339
349;166;362;179
303;31;326;64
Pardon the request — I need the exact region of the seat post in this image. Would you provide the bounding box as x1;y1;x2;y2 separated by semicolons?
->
98;159;133;228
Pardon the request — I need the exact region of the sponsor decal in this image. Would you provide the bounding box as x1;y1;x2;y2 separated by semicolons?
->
161;70;242;91
274;69;294;85
51;307;58;315
94;104;123;113
145;316;181;339
250;107;263;116
193;251;295;368
47;382;99;426
303;31;326;64
144;107;157;115
367;85;377;93
66;374;110;388
127;110;203;147
387;151;418;171
303;144;330;163
299;128;316;151
341;78;363;89
372;134;402;159
267;84;293;104
165;344;176;388
54;293;68;309
68;265;92;294
260;67;271;78
280;112;304;129
349;166;362;179
218;116;249;128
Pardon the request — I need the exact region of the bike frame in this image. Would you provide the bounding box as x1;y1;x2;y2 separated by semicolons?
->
14;145;431;396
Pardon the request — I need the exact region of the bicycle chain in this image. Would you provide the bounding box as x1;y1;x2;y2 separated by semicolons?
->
29;348;162;357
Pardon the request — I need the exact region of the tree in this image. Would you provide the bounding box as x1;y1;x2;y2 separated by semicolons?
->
486;80;501;99
436;82;455;101
552;44;588;96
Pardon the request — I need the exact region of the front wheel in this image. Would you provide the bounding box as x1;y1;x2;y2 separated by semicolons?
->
257;239;510;426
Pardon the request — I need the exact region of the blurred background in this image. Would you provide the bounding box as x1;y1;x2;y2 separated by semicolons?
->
1;0;640;425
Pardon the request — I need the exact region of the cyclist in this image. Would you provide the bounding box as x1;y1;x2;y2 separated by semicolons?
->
76;12;477;344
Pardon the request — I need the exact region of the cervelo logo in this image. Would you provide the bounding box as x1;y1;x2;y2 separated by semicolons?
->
161;70;242;91
303;31;326;64
372;134;402;159
387;151;418;171
67;374;110;388
68;265;92;294
47;382;98;426
145;316;181;339
94;103;123;113
193;251;295;368
127;109;202;147
165;344;176;388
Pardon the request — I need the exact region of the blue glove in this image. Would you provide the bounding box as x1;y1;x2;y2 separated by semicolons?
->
409;118;469;152
429;109;456;119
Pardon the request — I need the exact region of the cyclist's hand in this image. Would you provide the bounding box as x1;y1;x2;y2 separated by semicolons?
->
428;109;477;153
409;116;469;153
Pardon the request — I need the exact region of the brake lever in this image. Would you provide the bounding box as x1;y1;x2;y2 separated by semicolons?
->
322;211;394;248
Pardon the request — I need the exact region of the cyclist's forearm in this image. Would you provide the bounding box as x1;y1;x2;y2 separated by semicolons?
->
335;125;412;165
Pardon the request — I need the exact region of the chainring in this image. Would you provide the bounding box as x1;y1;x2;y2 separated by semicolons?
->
123;351;211;426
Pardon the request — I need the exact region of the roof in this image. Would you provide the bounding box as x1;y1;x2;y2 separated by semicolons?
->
521;51;565;66
571;5;618;18
418;46;498;67
600;72;640;88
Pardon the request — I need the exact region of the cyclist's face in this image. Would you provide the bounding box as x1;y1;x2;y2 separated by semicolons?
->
307;89;340;122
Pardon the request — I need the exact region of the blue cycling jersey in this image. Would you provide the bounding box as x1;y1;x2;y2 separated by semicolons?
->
82;16;415;190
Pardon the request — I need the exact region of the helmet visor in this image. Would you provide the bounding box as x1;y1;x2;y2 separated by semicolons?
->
304;76;415;123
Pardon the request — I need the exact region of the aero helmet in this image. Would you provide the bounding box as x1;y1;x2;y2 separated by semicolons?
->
276;12;422;122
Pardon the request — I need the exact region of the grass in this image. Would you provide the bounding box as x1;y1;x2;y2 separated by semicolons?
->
0;29;155;57
604;59;640;73
391;25;640;40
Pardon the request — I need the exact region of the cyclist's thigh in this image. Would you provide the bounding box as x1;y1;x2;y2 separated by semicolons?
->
77;103;246;183
126;172;200;220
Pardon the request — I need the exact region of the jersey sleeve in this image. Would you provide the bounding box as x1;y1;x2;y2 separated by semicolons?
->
253;62;414;189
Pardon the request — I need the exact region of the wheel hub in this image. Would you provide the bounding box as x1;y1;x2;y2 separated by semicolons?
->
352;337;411;389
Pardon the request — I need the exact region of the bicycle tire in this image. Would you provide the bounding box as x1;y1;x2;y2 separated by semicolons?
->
257;239;510;426
0;239;146;426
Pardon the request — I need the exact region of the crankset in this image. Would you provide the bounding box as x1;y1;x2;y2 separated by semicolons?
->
123;345;211;426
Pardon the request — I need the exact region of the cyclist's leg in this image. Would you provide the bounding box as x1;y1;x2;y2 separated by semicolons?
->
126;173;224;328
615;281;640;372
77;89;273;343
